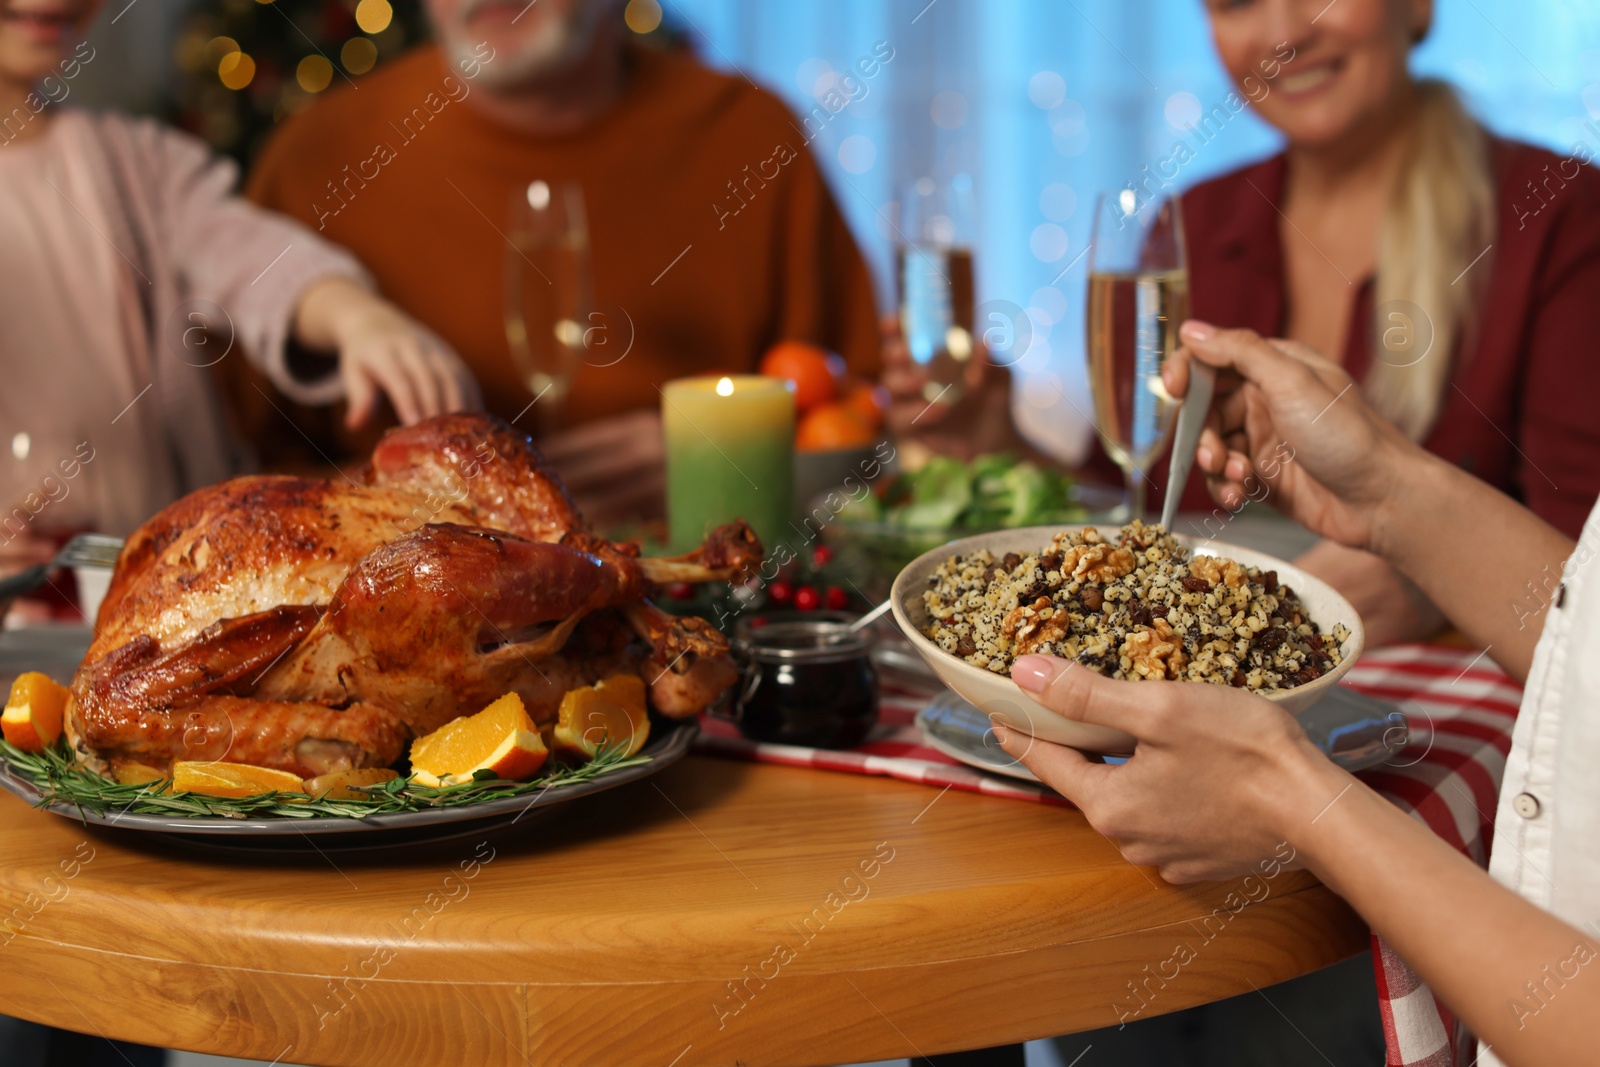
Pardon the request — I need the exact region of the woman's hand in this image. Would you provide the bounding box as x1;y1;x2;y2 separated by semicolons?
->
994;653;1347;882
296;278;482;429
1164;322;1418;554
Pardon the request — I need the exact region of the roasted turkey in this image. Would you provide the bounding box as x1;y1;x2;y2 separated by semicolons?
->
66;414;762;778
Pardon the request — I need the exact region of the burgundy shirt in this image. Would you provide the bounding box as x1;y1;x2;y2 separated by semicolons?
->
1116;141;1600;539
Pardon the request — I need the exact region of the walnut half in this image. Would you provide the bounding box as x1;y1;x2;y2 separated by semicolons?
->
1189;555;1245;589
1121;619;1188;680
1060;543;1137;584
1003;596;1070;655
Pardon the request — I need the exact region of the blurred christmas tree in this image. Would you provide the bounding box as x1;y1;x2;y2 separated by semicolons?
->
170;0;428;165
170;0;688;165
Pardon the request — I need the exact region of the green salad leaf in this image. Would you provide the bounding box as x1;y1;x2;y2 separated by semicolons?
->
854;452;1083;532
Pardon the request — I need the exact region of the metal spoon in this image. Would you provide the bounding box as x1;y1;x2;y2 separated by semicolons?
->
1160;362;1217;533
847;597;894;633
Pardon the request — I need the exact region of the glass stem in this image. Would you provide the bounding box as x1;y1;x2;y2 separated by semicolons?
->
1126;465;1146;523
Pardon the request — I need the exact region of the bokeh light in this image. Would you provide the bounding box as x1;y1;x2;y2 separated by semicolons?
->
297;54;334;93
624;0;662;34
218;51;256;91
341;36;378;75
206;36;240;67
1029;223;1069;262
354;0;393;35
1028;70;1065;110
1039;182;1077;222
1164;91;1202;132
837;135;876;174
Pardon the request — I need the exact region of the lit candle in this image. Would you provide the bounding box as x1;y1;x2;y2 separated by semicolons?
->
662;375;794;555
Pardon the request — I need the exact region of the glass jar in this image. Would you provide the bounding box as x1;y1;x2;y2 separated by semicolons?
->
726;612;879;749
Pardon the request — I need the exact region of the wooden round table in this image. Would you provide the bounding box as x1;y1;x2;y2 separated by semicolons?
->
0;754;1366;1066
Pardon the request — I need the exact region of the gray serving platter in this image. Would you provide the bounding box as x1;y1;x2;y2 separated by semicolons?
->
917;685;1408;783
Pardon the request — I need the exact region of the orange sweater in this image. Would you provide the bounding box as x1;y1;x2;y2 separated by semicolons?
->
244;42;880;445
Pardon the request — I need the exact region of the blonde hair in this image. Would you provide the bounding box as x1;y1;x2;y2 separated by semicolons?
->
1366;80;1495;440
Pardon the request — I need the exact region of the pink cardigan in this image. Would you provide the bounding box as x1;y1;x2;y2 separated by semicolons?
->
0;109;371;534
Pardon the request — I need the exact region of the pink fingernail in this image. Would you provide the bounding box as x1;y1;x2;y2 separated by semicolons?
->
1012;655;1055;692
1181;320;1215;342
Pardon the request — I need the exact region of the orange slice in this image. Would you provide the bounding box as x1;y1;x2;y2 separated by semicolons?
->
305;767;399;800
173;761;307;798
2;672;69;753
553;675;651;762
111;761;169;788
409;692;548;787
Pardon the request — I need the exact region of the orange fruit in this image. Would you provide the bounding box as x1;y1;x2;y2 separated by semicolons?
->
760;340;838;412
553;675;651;761
173;761;307;798
409;692;549;787
2;672;68;753
795;402;875;452
305;767;400;800
841;382;888;430
111;760;169;788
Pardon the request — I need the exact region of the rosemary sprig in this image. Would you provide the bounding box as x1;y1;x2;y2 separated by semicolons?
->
0;738;650;822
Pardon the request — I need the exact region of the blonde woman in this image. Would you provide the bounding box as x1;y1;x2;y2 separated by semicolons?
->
1152;0;1600;645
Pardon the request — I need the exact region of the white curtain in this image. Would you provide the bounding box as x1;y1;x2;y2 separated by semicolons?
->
666;0;1600;464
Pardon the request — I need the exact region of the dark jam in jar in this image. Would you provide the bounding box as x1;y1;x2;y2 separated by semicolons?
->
730;612;879;750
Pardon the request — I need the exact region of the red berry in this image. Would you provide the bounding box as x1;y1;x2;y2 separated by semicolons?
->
812;544;834;567
824;586;849;611
794;585;821;611
768;580;794;605
664;582;694;600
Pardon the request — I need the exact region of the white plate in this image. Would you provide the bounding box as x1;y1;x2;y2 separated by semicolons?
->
890;526;1364;753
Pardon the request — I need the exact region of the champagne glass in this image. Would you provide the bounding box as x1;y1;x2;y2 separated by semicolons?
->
896;173;977;407
1085;192;1189;522
504;180;591;432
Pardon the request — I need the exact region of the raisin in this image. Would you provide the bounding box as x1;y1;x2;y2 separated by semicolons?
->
1181;576;1211;592
1253;627;1287;651
1040;552;1062;572
1291;666;1323;687
956;636;977;657
1308;633;1323;652
1150;603;1170;619
1002;552;1022;570
1129;603;1152;627
1230;670;1247;688
1081;584;1104;611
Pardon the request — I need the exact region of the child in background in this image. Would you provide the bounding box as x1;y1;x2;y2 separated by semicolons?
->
0;0;480;593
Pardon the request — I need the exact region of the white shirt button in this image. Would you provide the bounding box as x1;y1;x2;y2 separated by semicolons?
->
1513;792;1541;819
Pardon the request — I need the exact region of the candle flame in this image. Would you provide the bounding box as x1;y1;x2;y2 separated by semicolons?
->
715;377;734;396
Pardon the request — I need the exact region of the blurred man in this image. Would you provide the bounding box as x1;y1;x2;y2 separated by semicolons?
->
244;0;882;520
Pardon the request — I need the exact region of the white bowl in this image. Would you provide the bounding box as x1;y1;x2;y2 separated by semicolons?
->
890;526;1364;753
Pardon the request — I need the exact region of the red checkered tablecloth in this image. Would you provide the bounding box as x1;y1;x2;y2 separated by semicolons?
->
696;642;1519;1067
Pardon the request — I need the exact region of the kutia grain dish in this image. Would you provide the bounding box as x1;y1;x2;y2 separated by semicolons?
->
921;521;1350;691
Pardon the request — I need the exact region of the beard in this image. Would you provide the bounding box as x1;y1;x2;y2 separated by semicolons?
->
438;0;608;89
